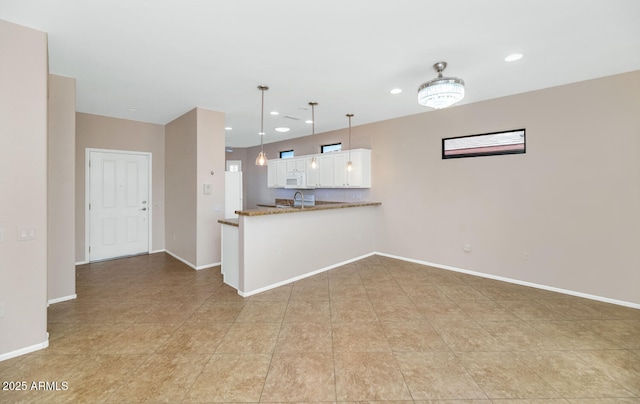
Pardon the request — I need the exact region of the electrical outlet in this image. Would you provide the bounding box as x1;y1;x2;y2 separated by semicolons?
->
463;243;471;253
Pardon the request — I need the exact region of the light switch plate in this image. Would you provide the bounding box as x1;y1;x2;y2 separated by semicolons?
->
18;227;36;241
203;184;212;195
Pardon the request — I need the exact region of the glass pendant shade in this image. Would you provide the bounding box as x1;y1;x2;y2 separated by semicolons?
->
311;156;317;169
347;161;353;171
255;151;267;166
417;62;465;109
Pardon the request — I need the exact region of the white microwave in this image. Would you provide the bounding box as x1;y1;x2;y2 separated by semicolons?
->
284;172;307;189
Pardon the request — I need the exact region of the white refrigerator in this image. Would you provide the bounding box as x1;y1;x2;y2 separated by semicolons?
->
224;171;243;218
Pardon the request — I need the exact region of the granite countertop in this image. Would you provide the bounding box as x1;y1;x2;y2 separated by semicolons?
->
218;218;239;227
234;200;381;217
218;200;382;224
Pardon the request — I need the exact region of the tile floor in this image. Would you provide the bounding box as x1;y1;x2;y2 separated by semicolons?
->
1;252;639;403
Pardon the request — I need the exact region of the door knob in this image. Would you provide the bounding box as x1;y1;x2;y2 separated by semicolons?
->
142;200;147;204
141;207;147;211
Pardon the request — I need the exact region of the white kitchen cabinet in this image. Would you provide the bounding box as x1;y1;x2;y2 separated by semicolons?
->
306;155;319;187
346;149;371;187
267;160;277;188
286;157;306;173
276;160;286;187
318;154;335;187
267;149;370;188
321;149;371;188
333;153;348;187
267;160;287;188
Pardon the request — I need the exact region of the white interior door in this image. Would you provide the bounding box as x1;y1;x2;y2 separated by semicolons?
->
88;150;150;261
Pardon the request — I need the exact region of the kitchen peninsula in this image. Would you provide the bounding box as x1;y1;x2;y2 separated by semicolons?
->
218;200;381;296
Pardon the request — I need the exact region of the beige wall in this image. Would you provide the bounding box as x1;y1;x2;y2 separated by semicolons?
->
48;74;76;302
243;71;640;306
165;108;226;268
196;109;226;267
0;20;49;358
165;109;198;264
75;113;165;262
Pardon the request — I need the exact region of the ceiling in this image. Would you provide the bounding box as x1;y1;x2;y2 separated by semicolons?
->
2;0;639;148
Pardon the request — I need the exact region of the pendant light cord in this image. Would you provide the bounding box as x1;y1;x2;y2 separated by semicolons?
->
255;85;269;165
309;102;317;153
347;113;353;162
260;87;265;151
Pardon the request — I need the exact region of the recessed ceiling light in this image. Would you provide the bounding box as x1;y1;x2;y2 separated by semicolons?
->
270;111;279;115
390;88;402;94
224;127;232;130
305;120;313;124
505;53;523;62
274;127;290;133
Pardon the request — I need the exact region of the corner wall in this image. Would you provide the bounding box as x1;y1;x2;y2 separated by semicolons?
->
0;19;49;359
48;74;76;303
165;109;198;264
165;108;226;268
196;109;225;267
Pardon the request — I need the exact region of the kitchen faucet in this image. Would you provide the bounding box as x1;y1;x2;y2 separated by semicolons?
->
293;191;304;209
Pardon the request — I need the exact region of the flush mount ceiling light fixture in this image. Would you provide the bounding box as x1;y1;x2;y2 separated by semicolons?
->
417;61;465;109
505;53;523;62
255;85;269;166
309;101;318;169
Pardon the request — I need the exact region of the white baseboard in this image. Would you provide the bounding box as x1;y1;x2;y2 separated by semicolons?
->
0;336;49;362
47;294;77;306
164;250;196;269
239;252;376;297
376;252;640;310
77;250;217;271
196;262;221;271
164;249;220;271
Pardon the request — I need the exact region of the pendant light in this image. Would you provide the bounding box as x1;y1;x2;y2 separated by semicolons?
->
346;113;354;171
309;102;318;169
255;85;269;166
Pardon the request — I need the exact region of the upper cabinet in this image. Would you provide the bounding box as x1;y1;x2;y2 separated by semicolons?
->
345;149;371;188
318;154;335;187
322;149;370;188
268;149;371;189
286;157;306;173
267;159;287;188
306;156;319;188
